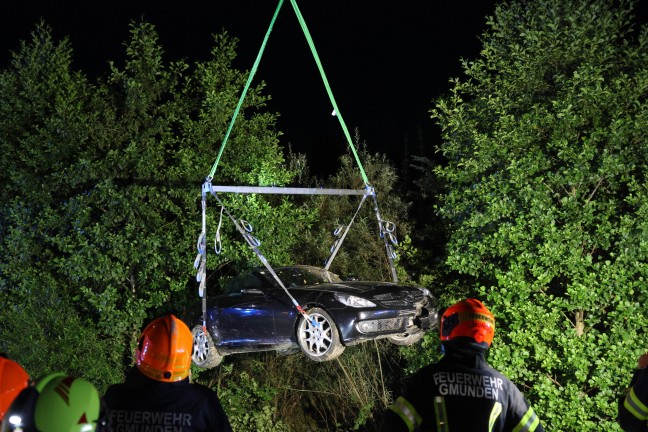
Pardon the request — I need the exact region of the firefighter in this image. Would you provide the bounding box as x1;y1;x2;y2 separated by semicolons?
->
618;352;648;431
0;355;30;422
1;372;106;431
104;313;232;431
380;298;544;432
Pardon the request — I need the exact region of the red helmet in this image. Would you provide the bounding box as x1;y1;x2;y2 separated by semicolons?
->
440;299;495;346
0;357;30;421
135;314;192;382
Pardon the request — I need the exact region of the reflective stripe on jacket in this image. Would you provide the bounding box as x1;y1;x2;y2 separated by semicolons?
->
390;396;422;432
619;368;648;432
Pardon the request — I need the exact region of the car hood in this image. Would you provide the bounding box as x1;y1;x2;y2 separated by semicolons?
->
294;281;428;301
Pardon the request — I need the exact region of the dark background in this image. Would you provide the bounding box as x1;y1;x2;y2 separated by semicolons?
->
2;1;647;176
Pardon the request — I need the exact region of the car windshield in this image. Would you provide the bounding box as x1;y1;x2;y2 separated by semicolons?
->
223;272;268;294
259;266;343;288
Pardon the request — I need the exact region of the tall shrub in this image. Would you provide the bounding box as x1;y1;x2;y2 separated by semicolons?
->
431;0;648;429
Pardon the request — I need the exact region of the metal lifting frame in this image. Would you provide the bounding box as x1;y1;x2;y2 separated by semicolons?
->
209;185;367;196
201;182;399;282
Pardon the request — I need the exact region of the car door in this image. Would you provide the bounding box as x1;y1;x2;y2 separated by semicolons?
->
215;274;277;350
263;287;300;344
264;267;316;342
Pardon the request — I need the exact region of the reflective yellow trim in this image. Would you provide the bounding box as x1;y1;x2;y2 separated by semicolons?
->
625;387;648;420
512;407;539;432
390;396;422;432
488;402;502;432
434;396;449;432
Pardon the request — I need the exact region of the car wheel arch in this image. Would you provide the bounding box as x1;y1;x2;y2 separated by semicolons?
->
294;303;343;337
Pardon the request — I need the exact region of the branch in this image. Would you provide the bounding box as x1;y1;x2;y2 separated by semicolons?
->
584;176;606;206
547;374;563;388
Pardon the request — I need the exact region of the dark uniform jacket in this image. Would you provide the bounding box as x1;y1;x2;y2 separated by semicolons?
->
381;341;544;432
104;367;232;432
619;367;648;432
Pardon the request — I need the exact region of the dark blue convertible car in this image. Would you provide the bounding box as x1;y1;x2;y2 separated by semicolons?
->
190;265;438;368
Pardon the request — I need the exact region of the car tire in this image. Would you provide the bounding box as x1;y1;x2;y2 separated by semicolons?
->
296;307;345;362
388;331;424;346
191;325;223;368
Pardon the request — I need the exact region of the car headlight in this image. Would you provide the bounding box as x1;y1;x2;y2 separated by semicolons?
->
334;293;376;308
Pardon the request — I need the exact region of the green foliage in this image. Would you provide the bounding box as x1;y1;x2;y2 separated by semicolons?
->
0;21;131;386
292;132;413;283
431;0;648;429
0;20;309;391
193;344;397;432
0;278;123;390
213;363;290;432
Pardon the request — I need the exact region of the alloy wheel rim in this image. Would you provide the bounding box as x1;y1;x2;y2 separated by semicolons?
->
302;314;332;356
193;330;209;363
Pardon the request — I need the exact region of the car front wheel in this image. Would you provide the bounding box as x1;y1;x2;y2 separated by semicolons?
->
388;331;424;346
296;308;345;362
191;325;223;368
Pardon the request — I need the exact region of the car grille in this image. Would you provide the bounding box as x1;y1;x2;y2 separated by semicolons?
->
374;291;423;307
378;318;403;331
381;300;408;307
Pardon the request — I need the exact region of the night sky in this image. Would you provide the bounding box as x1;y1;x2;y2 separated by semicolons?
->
3;1;647;176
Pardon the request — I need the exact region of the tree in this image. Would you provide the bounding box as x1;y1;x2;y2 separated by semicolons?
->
0;20;310;390
0;21;126;389
430;0;648;429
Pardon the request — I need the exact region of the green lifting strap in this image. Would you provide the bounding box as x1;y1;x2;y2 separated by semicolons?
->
288;0;368;185
207;0;370;186
207;0;284;181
